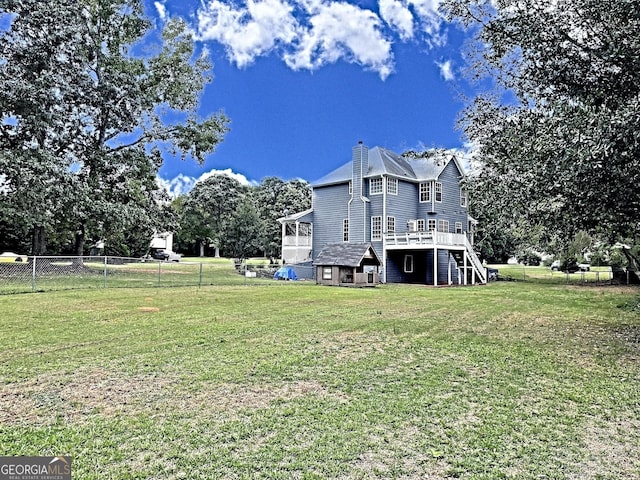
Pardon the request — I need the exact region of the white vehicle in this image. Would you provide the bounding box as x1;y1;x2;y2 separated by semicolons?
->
148;232;180;262
0;252;27;262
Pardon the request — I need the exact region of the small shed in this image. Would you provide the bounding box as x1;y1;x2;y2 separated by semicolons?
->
313;243;381;287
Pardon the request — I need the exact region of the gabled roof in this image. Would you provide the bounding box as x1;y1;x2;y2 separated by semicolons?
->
313;243;381;267
311;146;465;187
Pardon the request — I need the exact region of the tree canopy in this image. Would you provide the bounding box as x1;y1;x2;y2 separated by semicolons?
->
0;0;229;255
443;0;640;251
175;176;311;259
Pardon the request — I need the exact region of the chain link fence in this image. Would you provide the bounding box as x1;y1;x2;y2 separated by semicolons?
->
0;256;316;295
489;264;634;285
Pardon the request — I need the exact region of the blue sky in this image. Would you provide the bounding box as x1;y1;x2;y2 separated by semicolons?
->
146;0;474;195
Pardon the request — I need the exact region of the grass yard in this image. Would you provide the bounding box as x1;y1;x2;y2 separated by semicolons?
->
1;281;639;479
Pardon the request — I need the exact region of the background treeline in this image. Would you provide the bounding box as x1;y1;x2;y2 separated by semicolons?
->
172;175;310;260
0;173;310;260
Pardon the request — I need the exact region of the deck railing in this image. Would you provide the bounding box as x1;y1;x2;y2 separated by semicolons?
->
385;231;468;247
282;235;312;247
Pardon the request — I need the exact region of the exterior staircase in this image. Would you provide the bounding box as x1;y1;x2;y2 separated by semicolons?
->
450;238;487;284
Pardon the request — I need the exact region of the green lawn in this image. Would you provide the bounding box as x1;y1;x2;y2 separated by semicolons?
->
1;281;639;479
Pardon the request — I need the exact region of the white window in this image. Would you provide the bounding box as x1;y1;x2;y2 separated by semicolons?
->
438;219;449;233
435;182;442;202
387;178;398;195
371;216;382;240
369;178;383;195
419;182;430;203
404;255;414;273
428;219;436;232
455;222;463;234
343;219;349;242
387;216;395;233
323;267;332;280
460;189;467;208
417;219;425;232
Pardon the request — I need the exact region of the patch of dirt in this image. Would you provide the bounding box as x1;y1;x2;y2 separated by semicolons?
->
137;307;160;312
0;368;349;426
180;380;350;414
569;417;640;479
344;424;449;479
317;331;393;362
0;368;176;425
564;285;640;295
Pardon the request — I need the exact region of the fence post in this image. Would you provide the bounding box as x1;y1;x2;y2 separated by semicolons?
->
158;261;162;287
31;256;37;292
103;256;108;288
199;262;203;288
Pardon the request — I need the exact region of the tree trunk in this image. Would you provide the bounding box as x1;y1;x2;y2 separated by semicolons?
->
214;246;220;258
74;224;85;257
199;241;204;257
31;224;47;255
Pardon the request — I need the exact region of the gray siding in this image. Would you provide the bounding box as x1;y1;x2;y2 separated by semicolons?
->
386;178;419;233
312;183;349;260
436;161;468;233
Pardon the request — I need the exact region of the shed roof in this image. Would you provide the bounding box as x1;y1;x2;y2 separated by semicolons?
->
312;146;464;187
313;243;381;267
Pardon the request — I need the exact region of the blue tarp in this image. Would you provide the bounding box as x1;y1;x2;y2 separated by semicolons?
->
274;266;297;280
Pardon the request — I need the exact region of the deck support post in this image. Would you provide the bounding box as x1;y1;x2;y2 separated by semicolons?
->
433;247;438;286
463;251;468;285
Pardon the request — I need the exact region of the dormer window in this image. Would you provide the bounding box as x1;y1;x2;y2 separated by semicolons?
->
370;178;383;195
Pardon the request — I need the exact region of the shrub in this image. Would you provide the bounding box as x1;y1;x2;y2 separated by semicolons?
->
519;250;542;266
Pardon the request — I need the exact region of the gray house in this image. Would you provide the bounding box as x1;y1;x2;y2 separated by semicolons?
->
279;142;486;285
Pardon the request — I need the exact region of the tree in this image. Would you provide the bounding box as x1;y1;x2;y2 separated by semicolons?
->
224;196;262;259
253;177;311;258
0;0;229;255
177;174;246;257
442;0;640;248
0;1;87;253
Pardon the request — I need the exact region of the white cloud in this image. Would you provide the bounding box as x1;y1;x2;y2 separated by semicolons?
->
193;0;449;79
196;168;255;186
154;1;167;21
408;0;443;37
158;168;254;198
378;0;414;40
436;59;454;81
284;2;394;79
197;0;299;68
